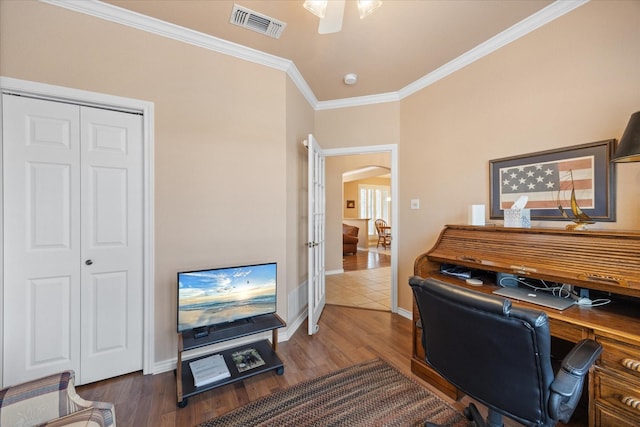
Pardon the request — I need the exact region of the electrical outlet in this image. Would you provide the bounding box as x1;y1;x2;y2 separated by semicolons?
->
410;199;420;209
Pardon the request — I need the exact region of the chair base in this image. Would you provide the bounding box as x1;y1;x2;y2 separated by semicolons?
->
376;237;391;249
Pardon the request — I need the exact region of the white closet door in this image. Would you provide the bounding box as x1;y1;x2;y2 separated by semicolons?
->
2;95;82;384
79;106;143;384
2;95;143;386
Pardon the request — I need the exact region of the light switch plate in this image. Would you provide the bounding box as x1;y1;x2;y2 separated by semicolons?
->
410;199;420;209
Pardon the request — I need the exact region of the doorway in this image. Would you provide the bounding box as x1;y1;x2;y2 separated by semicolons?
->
323;146;398;313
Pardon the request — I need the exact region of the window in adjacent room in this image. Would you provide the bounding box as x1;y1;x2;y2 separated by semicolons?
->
359;184;391;238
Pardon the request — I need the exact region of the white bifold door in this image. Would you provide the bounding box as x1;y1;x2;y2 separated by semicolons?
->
2;94;143;386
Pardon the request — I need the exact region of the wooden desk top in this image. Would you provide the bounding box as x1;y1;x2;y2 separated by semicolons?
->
424;271;640;344
418;224;640;299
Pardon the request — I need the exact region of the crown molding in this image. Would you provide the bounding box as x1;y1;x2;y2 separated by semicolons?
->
41;0;588;111
316;92;401;111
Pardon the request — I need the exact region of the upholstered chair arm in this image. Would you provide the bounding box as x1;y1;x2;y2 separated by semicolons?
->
549;339;602;423
67;382;116;427
0;370;116;427
343;234;358;244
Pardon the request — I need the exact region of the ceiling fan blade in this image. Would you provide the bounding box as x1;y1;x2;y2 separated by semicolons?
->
318;0;345;34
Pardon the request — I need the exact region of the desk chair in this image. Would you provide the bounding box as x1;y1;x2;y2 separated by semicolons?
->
409;277;602;427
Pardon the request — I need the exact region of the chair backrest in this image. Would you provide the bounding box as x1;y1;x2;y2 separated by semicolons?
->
374;219;387;234
410;277;555;427
342;224;358;237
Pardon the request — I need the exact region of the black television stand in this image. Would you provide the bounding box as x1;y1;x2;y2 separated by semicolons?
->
176;313;286;408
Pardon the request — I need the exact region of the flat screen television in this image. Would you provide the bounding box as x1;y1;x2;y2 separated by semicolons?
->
177;262;277;333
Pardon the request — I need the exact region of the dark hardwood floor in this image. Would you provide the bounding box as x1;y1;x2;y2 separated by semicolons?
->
76;305;429;427
342;248;390;272
76;305;585;427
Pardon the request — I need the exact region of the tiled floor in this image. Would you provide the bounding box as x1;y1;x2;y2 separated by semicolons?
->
326;264;391;311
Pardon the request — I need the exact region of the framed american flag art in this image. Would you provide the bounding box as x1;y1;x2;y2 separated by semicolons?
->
489;139;617;221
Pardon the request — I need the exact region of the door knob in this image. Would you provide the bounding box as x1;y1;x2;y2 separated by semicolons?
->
85;259;93;266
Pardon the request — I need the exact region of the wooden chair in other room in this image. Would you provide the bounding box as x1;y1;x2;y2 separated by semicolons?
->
375;219;391;249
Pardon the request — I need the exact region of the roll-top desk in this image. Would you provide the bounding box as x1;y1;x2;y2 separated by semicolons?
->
412;225;640;426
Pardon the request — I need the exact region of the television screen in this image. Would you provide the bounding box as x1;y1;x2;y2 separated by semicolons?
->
177;262;277;333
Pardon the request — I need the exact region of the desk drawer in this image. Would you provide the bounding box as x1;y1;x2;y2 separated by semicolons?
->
596;334;640;382
594;368;640;423
548;318;585;342
594;402;639;427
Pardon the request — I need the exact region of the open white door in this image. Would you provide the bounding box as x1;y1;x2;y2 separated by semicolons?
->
306;134;326;335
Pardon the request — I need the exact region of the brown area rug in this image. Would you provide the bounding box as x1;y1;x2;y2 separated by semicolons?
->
198;358;468;427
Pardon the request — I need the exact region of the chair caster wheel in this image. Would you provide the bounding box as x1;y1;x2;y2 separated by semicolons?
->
276;366;284;375
177;398;188;408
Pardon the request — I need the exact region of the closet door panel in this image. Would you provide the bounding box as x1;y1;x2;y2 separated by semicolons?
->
31;276;73;364
28;162;72;249
2;95;81;385
80;106;143;384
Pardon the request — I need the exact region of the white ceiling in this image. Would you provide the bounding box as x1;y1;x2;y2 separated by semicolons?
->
343;166;391;182
95;1;583;105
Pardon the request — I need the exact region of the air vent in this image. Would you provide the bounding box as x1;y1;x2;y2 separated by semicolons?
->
230;4;286;39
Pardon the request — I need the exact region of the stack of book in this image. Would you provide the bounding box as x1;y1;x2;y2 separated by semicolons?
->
189;354;230;387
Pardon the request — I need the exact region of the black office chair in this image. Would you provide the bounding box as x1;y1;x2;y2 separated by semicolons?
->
409;276;602;427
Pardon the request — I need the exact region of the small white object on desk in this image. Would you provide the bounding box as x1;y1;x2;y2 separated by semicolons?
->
466;278;483;286
468;205;485;226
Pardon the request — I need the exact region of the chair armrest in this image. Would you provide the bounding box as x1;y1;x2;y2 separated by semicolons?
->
0;371;116;427
551;339;602;397
67;386;116;427
549;339;602;423
38;407;107;427
562;338;603;376
343;234;358;244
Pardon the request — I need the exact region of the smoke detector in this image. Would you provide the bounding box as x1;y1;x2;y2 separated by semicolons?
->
230;4;287;39
344;73;358;85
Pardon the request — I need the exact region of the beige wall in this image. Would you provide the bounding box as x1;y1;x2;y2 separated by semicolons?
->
285;77;315;320
1;0;639;373
399;0;640;310
316;103;401;149
317;0;640;311
0;0;311;366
